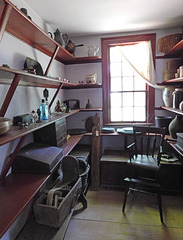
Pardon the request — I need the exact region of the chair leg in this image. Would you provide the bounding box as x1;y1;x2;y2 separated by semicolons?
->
122;182;130;212
157;192;163;223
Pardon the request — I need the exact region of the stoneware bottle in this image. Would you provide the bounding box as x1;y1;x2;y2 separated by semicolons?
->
168;115;183;139
86;99;93;109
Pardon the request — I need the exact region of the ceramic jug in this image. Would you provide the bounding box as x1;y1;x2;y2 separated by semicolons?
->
54;29;66;47
162;87;174;107
168;115;183;139
88;46;99;56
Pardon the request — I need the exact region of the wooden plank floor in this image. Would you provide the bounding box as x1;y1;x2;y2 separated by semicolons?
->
65;189;183;240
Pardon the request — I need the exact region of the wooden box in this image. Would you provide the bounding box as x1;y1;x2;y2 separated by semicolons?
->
12;143;63;174
33;118;67;147
34;177;82;228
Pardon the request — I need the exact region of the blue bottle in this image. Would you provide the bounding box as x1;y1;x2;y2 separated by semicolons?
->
40;99;48;120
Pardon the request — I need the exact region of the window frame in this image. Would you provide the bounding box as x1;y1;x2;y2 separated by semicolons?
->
101;33;156;125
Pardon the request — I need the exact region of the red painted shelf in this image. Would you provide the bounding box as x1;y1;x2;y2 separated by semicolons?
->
0;0;101;65
0;132;83;238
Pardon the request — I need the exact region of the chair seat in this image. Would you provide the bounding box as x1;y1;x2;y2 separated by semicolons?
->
128;155;159;171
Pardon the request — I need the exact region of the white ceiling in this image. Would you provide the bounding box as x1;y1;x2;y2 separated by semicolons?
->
24;0;183;37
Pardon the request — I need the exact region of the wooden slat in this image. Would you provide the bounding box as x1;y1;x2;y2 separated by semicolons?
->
62;135;83;156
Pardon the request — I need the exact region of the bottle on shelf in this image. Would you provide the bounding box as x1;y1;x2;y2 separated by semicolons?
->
39;99;48;120
43;88;51;117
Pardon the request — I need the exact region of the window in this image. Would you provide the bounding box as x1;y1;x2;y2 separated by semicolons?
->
101;34;156;125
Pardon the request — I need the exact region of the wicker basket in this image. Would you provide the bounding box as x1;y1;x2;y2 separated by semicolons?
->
77;156;90;192
158;34;182;53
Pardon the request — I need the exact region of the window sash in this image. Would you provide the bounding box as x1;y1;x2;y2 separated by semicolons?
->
101;33;156;125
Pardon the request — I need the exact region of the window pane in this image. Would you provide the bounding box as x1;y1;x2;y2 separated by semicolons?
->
134;74;146;90
123;77;134;91
111;93;121;107
123;107;133;121
111;77;122;91
110;62;121;77
134;107;146;121
134;92;146;106
111;107;122;121
110;47;122;62
122;92;133;107
122;59;134;76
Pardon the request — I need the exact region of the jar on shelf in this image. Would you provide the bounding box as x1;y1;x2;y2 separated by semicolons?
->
173;88;183;108
162;87;174;107
179;101;183;112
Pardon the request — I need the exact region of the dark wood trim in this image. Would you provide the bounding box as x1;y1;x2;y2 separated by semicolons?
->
101;33;156;124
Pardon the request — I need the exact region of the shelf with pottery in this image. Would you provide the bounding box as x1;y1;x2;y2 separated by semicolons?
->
0;0;101;65
0;67;102;90
0;110;80;147
161;106;183;115
0;66;77;88
158;77;183;87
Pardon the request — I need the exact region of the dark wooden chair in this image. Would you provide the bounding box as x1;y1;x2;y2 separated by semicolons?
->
122;126;166;223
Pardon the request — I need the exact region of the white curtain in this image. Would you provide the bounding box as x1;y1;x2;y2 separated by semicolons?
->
117;41;161;88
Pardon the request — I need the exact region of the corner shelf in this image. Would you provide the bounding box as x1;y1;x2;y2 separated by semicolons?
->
158;77;183;87
0;110;79;147
0;67;102;89
164;39;183;58
65;56;102;65
63;83;102;89
0;67;77;88
0;0;101;65
161;106;183;115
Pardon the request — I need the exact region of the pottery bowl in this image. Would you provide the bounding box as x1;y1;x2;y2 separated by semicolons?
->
86;74;97;84
0;117;11;136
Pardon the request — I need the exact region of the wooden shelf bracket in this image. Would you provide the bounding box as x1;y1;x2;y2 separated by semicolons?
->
0;135;26;181
0;2;12;42
44;45;60;76
0;73;21;117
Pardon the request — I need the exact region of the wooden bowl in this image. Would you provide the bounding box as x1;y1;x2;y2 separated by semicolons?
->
0;117;11;136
